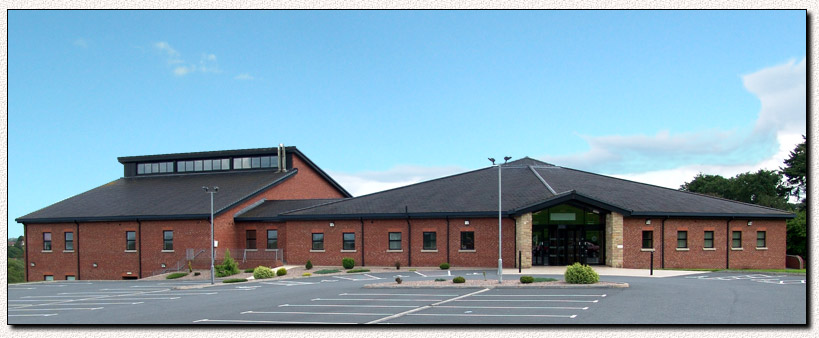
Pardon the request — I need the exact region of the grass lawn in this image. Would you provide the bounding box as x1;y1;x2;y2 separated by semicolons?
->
532;277;558;283
313;269;341;274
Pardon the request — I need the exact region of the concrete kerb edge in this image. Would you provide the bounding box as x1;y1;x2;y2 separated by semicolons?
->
364;282;629;289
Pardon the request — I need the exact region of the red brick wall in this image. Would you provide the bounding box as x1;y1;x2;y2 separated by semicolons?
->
236;222;286;269
24;223;80;281
623;218;786;269
283;217;517;268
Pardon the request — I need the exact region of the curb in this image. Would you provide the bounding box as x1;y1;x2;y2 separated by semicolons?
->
364;282;629;289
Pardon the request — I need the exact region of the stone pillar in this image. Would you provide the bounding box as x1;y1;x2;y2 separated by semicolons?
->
606;212;624;268
515;213;532;269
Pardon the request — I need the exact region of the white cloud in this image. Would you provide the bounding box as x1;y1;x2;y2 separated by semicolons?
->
198;53;220;73
234;73;255;81
73;38;88;48
328;165;466;197
154;42;221;76
154;41;179;57
173;66;193;76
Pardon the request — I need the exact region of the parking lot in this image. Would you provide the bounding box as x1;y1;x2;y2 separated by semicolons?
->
7;270;806;324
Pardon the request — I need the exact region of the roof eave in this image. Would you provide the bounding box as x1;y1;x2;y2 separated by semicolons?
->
272;211;513;222
512;191;634;216
628;212;797;219
17;214;211;224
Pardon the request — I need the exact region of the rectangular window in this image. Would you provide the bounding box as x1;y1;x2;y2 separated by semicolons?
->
65;232;74;251
757;231;766;248
388;232;402;250
343;233;356;251
423;232;437;250
151;163;159;173
211;159;220;170
246;230;257;249
460;231;475;250
66;275;76;281
137;163;146;174
267;230;278;249
677;231;688;249
704;231;714;249
642;231;653;249
242;157;251;169
43;232;52;251
312;233;324;250
126;231;136;251
222;159;230;170
732;231;742;249
163;230;173;251
44;275;54;281
251;157;261;168
185;161;194;172
261;156;271;168
177;161;187;172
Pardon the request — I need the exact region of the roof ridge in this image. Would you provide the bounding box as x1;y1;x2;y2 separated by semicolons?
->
275;198;352;215
557;167;793;214
528;165;557;194
215;169;299;215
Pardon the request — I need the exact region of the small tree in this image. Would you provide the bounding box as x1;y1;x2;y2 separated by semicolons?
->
305;260;313;270
217;249;240;277
342;257;355;269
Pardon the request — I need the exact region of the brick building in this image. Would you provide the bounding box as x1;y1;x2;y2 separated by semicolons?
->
18;147;794;281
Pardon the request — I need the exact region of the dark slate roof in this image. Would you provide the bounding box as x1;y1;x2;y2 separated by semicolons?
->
235;199;345;221
17;170;298;223
280;157;794;220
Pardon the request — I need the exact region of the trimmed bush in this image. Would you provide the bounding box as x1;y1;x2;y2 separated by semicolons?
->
166;272;188;279
564;263;599;284
314;269;340;274
394;261;401;270
439;263;450;270
276;268;288;276
305;260;313;270
244;268;255;273
533;277;558;283
346;269;370;273
452;276;466;283
216;250;240;277
253;266;275;279
342;257;355;269
520;276;534;284
222;278;247;283
434;278;446;282
302;272;312;277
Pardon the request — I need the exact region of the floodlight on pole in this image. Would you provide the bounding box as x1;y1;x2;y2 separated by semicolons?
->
203;186;219;284
489;156;511;283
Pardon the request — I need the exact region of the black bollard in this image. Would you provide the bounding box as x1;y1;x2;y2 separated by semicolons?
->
650;250;654;276
519;251;522;273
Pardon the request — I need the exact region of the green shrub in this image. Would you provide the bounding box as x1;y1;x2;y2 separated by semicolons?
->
439;263;450;270
453;276;466;283
564;263;599;284
520;276;534;284
216;250;240;277
533;277;558;283
305;260;313;270
244;268;255;273
194;272;201;276
7;259;26;283
222;278;247;283
434;278;446;282
8;246;24;259
394;261;401;270
346;269;370;273
166;272;189;279
342;257;355;269
395;277;403;284
302;272;312;277
253;266;275;279
276;268;288;276
314;269;340;274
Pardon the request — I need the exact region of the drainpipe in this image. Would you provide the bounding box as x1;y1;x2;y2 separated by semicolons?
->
359;218;365;267
661;217;667;269
445;216;450;264
24;223;29;282
405;206;411;267
74;221;80;280
509;215;517;269
137;219;142;279
726;218;732;269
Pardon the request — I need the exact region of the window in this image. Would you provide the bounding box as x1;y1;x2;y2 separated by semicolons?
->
234;156;277;170
66;275;76;281
126;231;136;251
246;230;257;249
388;232;402;250
757;231;766;248
194;160;203;171
423;232;437;250
677;231;687;249
267;230;278;249
44;275;54;281
704;231;714;249
642;231;653;249
139;162;174;174
163;230;173;251
65;232;74;251
43;232;52;251
312;233;324;250
343;233;355;250
732;231;742;249
460;231;475;250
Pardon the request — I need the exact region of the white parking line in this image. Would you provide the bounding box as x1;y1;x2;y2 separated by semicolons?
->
414;271;427;277
8;314;58;317
407;313;577;318
313;298;443;302
193;319;356;324
9;287;36;290
242;311;391;316
363;274;383;280
45;302;145;305
474;294;606;297
101;288;170;291
366;288;491;324
136;292;217;296
98;297;181;300
59;291;137;294
23;296;108;298
280;304;417;308
436;305;588;310
262;281;315;286
340;293;460;297
10;307;104;311
320;280;338;283
454;299;599;303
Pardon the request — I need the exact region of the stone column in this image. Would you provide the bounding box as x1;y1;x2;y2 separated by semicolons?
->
515;213;532;269
606;212;624;268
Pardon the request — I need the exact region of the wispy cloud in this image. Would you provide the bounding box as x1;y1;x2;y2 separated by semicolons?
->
154;42;220;77
234;73;254;80
73;38;88;48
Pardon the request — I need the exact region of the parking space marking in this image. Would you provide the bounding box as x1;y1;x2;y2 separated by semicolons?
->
333;274;383;281
194;318;357;324
242;310;391;316
8;314;58;317
97;297;181;300
45;302;146;305
407;313;577;318
436;305;588;310
414;271;427;277
454;299;598;303
474;294;607;297
9;287;37;290
340;293;460;297
10;307;104;311
686;274;806;285
313;297;444;302
59;291;139;294
138;292;218;296
320;280;338;283
366;288;490;324
280;304;417;308
262;281;316;286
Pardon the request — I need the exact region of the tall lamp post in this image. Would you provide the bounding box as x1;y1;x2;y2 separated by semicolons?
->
203;186;219;284
488;156;511;283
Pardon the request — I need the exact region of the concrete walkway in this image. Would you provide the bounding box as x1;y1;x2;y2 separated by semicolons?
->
504;266;705;278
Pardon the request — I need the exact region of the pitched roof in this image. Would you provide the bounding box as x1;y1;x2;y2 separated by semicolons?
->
17;170;297;223
279;157;794;220
234;199;345;221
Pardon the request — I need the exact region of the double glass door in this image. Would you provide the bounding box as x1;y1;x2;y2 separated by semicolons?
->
532;225;604;266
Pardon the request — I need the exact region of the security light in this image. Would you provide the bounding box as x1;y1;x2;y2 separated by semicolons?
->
330;222;335;228
488;158;495;165
504;156;512;163
747;221;753;226
645;219;651;225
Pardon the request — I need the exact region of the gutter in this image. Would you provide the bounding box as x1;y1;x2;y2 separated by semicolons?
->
405;206;411;267
137;219;142;279
74;221;80;280
360;217;365;267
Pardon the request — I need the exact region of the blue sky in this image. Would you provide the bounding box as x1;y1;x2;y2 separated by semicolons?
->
6;10;806;239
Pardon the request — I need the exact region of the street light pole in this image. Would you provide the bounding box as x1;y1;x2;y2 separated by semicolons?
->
203;186;219;284
489;156;511;284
